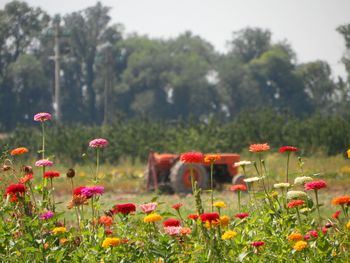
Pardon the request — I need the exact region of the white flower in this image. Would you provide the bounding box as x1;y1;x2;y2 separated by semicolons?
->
243;177;261;183
273;183;290;189
234;161;252;167
294;176;313;185
299;208;312;214
287;190;307;199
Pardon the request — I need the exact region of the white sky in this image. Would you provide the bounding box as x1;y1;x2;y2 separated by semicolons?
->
1;0;349;78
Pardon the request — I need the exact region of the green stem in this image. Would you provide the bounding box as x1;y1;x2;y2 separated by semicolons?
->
50;178;55;212
210;163;214;212
296;207;303;231
28;182;37;208
237;191;241;213
314;189;321;223
41;122;45;159
286;153;290;183
95;148;100;183
341;204;349;219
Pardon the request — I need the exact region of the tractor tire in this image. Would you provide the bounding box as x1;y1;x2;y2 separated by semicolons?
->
170;161;209;194
232;174;247;187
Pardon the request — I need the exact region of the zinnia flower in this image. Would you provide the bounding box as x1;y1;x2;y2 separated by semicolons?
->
171;203;183;210
34;112;52;122
288;233;303;242
140;202;157;213
287;200;305;209
199;213;219;223
221;230;237;240
305;180;327;191
35;159;53;167
332;195;350;206
347;149;350;159
6;184;26;195
287;190;307;199
73;186;85;196
249;143;270;153
99;216;113;227
219;215;230;227
102;237;121;248
346;221;350;229
19;174;33;184
180;152;204;163
332;210;341;219
81;186;104;198
294;241;307;251
243;177;262;183
180;227;192;235
44;171;60;178
294;176;313;185
213;201;226;208
67;195;88;209
89;138;109;148
187;214;199;220
273;183;290;189
204;154;221;164
279;146;298;153
306;230;318;239
230;184;247;191
251;241;265;247
144;213;162;223
10;147;29;156
163;218;181;227
235;213;249;219
164;226;182;236
233;161;252;167
52;227;67;234
113;203;136;215
39;211;54;220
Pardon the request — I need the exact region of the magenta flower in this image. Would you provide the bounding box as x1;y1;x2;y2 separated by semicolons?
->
81;186;104;198
89;138;109;148
39;211;54;220
305;180;327;191
34;112;52;122
140;202;157;213
164;226;182;236
35;159;54;167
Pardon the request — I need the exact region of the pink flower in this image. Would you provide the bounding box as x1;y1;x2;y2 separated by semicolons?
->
171;203;183;210
304;180;327;191
39;211;54;220
140;202;157;213
34;112;52;122
164;226;182;236
235;213;249;219
81;186;104;198
89;138;109;148
35;159;53;167
251;241;265;247
307;230;318;239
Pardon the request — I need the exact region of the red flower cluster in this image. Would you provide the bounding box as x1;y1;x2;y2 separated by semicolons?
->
279;146;298;153
180;152;204;163
113;203;136;214
287;200;305;209
304;230;318;240
171;203;183;210
234;213;249;219
6;184;26;195
230;184;247;191
187;214;199;220
163;218;181;227
332;210;341;219
304;180;327;191
251;241;265;247
44;171;60;178
199;212;219;223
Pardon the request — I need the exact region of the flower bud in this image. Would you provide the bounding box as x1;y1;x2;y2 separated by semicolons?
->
2;165;11;171
23;165;33;174
66;168;75;178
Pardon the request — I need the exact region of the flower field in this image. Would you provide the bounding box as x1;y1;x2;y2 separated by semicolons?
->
0;113;349;262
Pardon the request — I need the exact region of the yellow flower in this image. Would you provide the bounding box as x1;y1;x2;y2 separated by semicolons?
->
59;238;68;245
143;213;162;223
347;149;350;159
270;191;278;198
346;220;350;229
213;201;226;208
293;241;307;251
102;237;121;248
219;215;230;227
332;250;337;257
288;233;303;242
221;230;237;240
52;227;67;234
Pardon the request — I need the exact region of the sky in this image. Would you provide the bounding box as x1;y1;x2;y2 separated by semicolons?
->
1;0;349;78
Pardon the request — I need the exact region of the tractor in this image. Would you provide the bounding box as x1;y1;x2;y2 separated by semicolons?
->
145;151;243;193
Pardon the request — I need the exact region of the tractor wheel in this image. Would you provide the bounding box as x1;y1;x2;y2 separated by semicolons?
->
232;174;247;187
170;161;209;194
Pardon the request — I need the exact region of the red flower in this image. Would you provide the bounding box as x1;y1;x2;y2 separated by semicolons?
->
44;171;60;178
99;216;113;227
104;229;113;235
287;200;305;209
187;214;199;220
230;184;247;191
251;241;265;247
332;210;341;219
304;180;327;191
113;203;136;214
73;186;85;196
279;146;298;153
180;152;204;163
306;230;318;239
199;212;219;223
172;203;183;210
6;184;26;195
249;143;270;153
235;213;249;219
163;218;181;227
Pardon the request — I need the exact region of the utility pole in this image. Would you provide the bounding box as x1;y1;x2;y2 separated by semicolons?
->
53;16;61;122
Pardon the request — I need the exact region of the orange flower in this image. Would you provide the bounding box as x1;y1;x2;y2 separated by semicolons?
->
332;195;350;206
10;147;29;156
99;216;113;227
249;143;270;153
19;174;33;184
204;154;221;164
180;227;192;235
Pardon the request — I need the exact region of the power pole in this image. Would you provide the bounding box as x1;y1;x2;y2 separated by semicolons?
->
53;16;61;122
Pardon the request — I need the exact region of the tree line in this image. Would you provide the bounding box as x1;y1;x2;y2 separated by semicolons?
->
1;1;350;131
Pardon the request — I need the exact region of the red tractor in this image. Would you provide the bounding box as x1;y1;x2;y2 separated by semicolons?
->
145;151;243;193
